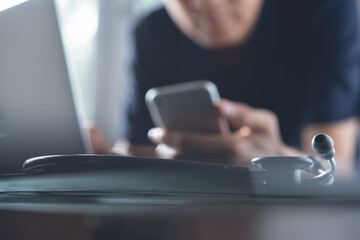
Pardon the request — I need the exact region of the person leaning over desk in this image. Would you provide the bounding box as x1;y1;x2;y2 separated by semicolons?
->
91;0;360;175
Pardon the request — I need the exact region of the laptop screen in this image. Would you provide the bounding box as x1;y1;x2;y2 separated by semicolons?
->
0;0;90;173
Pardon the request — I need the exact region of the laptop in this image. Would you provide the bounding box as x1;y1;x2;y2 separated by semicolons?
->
0;0;91;173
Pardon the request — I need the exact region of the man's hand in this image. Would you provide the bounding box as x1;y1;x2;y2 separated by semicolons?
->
88;125;111;154
148;99;301;167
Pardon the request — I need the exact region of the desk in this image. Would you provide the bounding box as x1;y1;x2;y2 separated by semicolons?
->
0;192;360;240
0;169;359;240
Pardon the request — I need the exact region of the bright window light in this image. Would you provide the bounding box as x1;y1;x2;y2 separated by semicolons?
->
57;0;99;47
0;0;28;12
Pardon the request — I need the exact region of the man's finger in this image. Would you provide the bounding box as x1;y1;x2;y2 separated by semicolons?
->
218;99;278;133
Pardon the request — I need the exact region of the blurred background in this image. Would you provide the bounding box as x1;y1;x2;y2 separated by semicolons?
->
55;0;162;146
46;0;360;146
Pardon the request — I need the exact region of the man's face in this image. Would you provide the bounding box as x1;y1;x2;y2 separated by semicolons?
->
164;0;264;48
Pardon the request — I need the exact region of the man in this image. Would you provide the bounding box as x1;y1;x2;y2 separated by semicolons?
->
94;0;360;174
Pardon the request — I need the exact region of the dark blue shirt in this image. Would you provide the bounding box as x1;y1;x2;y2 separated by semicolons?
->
123;0;360;149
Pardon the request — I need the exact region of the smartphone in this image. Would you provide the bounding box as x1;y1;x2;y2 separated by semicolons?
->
145;80;228;134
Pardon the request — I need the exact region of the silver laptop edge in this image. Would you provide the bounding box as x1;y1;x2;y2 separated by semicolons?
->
0;0;92;172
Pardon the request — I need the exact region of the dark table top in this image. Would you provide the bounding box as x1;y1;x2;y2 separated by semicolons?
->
0;171;359;240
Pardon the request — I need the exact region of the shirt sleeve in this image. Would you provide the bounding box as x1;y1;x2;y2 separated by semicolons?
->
120;25;152;145
302;0;360;124
121;14;168;145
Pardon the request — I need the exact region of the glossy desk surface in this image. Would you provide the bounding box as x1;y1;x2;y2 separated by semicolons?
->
0;172;359;240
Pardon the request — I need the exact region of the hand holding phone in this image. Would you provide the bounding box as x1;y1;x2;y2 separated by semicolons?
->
148;99;295;167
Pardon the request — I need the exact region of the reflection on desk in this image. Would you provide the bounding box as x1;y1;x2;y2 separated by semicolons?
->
0;193;360;240
0;172;360;240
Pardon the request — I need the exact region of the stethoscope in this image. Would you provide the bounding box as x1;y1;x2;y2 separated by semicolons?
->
251;133;336;188
22;133;337;196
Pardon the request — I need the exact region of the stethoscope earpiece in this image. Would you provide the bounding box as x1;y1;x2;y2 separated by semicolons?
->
312;133;335;160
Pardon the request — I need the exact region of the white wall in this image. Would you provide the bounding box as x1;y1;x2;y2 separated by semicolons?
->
94;0;162;144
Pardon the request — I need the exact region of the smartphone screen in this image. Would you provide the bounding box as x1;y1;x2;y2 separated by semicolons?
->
145;80;228;134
